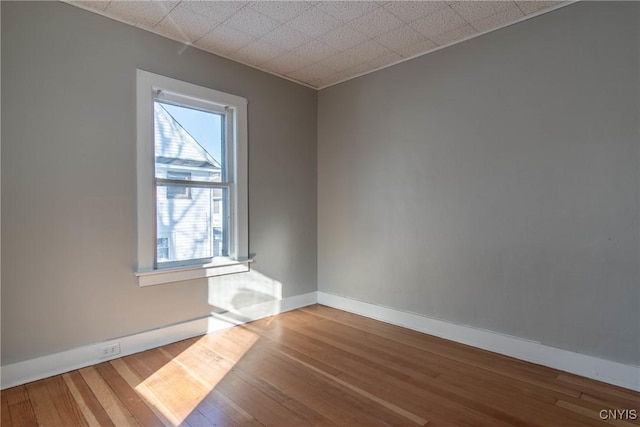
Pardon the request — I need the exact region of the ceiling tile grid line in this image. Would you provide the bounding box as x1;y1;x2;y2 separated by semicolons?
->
65;1;573;89
322;0;575;89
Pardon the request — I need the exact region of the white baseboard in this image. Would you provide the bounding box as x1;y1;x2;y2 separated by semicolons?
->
0;291;317;390
4;290;638;393
317;292;640;392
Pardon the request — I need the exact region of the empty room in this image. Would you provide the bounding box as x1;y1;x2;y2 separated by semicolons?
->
2;0;639;425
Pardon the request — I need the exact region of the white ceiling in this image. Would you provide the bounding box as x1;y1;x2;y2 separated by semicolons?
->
67;1;568;89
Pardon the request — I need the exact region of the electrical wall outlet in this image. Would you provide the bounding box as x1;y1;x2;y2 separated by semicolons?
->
100;342;121;359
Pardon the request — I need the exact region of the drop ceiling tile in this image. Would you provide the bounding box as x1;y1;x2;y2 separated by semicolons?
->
288;62;336;83
313;44;390;77
259;25;312;51
65;0;569;90
365;51;403;69
344;60;381;76
155;3;220;43
153;21;189;44
318;25;369;51
311;66;360;88
69;1;110;12
286;8;341;37
350;7;404;37
291;39;339;62
105;1;179;27
329;63;380;86
184;1;247;22
309;74;340;89
430;24;477;46
375;25;429;52
450;1;514;21
382;1;449;23
471;6;524;32
194;24;254;55
335;62;378;83
397;39;438;58
261;52;309;75
248;1;311;23
344;40;391;64
224;7;281;38
410;6;467;38
516;1;562;15
231;40;286;65
316;1;380;23
316;51;363;72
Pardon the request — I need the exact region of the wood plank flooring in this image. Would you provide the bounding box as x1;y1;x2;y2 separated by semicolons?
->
2;305;639;426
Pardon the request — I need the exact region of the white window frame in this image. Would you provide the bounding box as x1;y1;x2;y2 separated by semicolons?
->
135;70;250;287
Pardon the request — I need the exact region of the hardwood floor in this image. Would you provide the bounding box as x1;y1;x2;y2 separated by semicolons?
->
2;305;639;426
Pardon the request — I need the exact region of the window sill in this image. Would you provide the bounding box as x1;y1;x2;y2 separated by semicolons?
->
135;257;253;287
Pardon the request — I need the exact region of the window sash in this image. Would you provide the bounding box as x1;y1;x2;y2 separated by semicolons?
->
152;94;232;268
155;178;232;188
155;89;227;114
153;100;228;184
155;182;231;265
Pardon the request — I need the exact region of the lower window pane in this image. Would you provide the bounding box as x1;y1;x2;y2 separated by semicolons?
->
156;184;228;265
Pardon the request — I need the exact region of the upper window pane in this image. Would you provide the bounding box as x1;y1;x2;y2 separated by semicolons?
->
154;101;224;183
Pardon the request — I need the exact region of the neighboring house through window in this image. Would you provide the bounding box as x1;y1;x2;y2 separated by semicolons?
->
136;70;250;286
166;171;192;199
157;237;170;261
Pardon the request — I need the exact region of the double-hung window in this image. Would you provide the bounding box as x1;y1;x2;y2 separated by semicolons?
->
135;70;249;286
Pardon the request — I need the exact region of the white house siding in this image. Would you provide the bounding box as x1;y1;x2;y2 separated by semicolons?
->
156;182;213;262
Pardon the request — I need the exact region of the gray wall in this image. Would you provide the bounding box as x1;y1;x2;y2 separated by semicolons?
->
1;1;317;364
318;2;639;365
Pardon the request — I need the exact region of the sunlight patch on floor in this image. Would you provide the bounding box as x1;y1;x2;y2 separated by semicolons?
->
124;327;260;426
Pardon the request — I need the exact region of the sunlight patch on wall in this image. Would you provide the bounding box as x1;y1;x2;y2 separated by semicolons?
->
207;269;284;323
